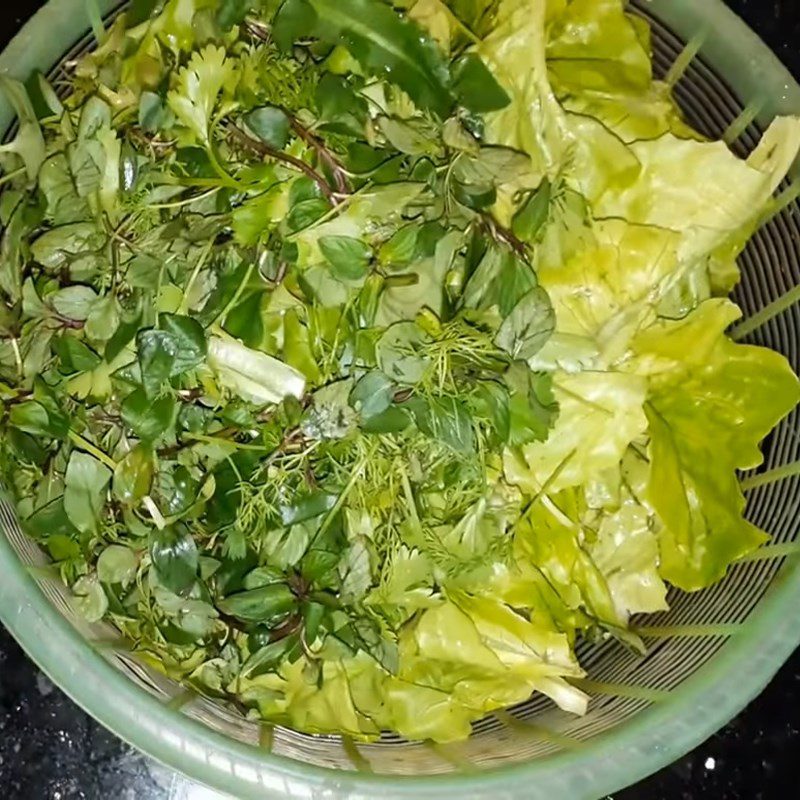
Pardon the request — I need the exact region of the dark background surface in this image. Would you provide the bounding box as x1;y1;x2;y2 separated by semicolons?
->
1;1;800;798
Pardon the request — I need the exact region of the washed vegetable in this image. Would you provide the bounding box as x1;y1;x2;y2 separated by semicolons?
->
1;0;798;743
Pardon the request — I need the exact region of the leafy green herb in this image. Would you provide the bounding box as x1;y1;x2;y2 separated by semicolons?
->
1;0;798;746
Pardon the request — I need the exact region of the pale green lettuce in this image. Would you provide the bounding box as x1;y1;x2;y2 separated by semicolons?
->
479;0;569;182
505;370;648;493
635;300;800;589
545;0;697;142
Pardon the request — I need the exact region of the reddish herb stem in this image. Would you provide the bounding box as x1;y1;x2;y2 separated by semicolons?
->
227;125;338;204
290;119;350;195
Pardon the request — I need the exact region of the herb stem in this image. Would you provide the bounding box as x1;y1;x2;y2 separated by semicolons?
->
227;124;338;204
399;464;423;535
479;212;529;259
149;187;221;210
68;430;117;470
315;456;368;542
178;238;215;315
740;460;800;491
212;261;256;327
142;495;167;529
206;141;250;191
290;119;350;194
185;432;269;452
9;336;23;381
0;165;26;188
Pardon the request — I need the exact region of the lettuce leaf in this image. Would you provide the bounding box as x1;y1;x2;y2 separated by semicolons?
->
538;219;681;366
545;0;696;142
398;594;587;719
238;594;588;742
586;496;668;619
593;119;800;270
546;0;652;94
478;0;569;177
641;301;800;590
505;370;648;493
515;498;626;630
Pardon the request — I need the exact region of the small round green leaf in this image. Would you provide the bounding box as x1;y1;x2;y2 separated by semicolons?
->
245;106;291;150
97;545;139;586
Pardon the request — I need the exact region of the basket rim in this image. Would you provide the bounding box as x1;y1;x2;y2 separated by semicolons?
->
1;1;800;798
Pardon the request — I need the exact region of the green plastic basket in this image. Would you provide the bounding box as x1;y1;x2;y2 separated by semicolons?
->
2;1;800;797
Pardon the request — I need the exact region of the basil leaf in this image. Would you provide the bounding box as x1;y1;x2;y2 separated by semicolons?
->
50;285;97;321
97;545;139;586
241;637;298;678
280;491;338;526
407;395;476;453
473;381;511;444
8;401;52;436
376;321;431;385
245;106;291;150
158;313;207;374
377;116;442;157
319;235;372;280
350;370;395;419
113;445;155;505
54;335;101;373
150;525;199;596
305;0;454;117
506;365;559;446
286;198;330;232
452;53;511;113
378;225;419;267
360;405;411;433
105;309;143;362
452;179;496;210
137;329;178;398
121;388;177;442
217;583;297;623
139;91;173;132
217;0;257;29
495;287;555;360
72;575;108;623
512;180;551;242
157;464;200;516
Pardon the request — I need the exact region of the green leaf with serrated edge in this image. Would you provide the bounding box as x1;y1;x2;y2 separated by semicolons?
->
495;287;555;360
158;313;207;374
319;235;372;281
120;388;176;442
136;330;177;398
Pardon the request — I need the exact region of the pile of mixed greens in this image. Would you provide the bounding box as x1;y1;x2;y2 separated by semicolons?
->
1;0;799;742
